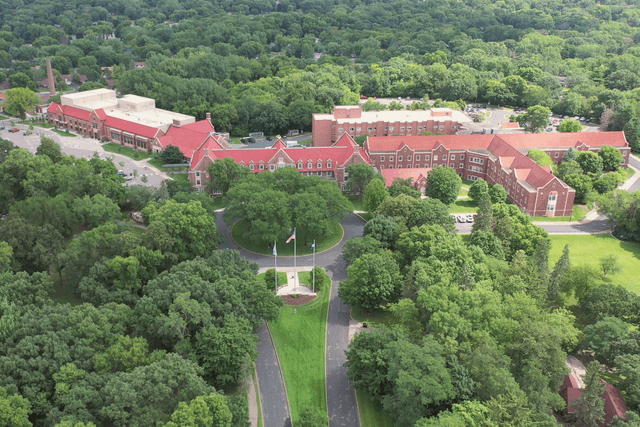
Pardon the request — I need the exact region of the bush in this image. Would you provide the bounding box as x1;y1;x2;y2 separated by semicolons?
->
264;268;277;290
311;266;327;290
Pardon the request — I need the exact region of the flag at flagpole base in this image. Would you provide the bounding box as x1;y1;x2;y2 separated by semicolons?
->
286;230;296;243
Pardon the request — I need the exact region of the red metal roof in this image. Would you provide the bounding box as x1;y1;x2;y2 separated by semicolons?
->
47;103;92;121
94;108;106;120
103;116;159;139
380;168;431;187
158;126;209;158
603;382;628;425
181;120;215;133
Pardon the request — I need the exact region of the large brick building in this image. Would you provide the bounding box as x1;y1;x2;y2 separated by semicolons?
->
311;105;472;147
47;89;196;151
189;134;371;191
364;132;630;217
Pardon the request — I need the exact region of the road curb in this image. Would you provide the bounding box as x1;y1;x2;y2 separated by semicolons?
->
324;280;332;424
264;320;293;427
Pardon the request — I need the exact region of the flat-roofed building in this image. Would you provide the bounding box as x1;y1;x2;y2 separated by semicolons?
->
312;105;473;147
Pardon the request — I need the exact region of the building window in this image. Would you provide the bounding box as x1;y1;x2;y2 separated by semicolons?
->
339;128;343;132
426;155;430;160
400;127;405;131
407;156;412;161
389;127;394;131
341;184;346;190
459;163;464;168
384;126;388;130
317;171;322;176
443;155;447;160
555;152;559;158
270;165;275;171
380;165;384;170
399;156;403;161
390;157;394;161
450;163;454;168
460;154;465;160
124;135;133;144
259;164;264;170
307;172;311;176
317;161;322;168
110;131;120;141
433;155;438;161
196;171;201;177
380;156;385;162
451;154;455;160
407;126;412;130
416;155;420;161
250;164;255;170
389;165;393;169
367;127;373;131
398;165;402;169
196;179;201;185
349;127;354;132
327;171;333;176
298;163;302;169
357;127;361;132
327;162;332;168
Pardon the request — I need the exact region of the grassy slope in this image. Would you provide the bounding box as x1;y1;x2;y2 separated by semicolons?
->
268;274;331;425
102;143;150;160
357;390;394;427
549;234;640;294
231;220;343;257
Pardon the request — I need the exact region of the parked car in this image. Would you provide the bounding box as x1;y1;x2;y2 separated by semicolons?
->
0;126;5;130
117;171;127;177
466;214;474;223
9;128;19;133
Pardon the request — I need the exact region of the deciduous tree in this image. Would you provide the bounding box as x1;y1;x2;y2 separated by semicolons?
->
426;166;461;205
338;252;402;310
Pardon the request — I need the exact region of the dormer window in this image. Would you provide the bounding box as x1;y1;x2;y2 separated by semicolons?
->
259;164;264;170
250;164;255;170
327;162;332;168
308;162;312;169
317;161;322;168
298;163;302;169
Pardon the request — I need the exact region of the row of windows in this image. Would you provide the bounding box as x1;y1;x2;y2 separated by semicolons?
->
379;153;466;163
468;166;483;173
469;157;484;164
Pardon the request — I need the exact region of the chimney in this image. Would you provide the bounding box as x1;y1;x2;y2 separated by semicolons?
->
206;112;211;124
46;58;56;97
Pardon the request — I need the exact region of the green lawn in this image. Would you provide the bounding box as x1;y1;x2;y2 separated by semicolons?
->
298;138;312;146
147;157;190;172
169;173;190;182
268;275;331;425
622;167;636;180
231;220;343;256
358;213;373;222
351;306;396;328
19;120;55;129
459;186;469;197
357;390;394;427
0;114;9;120
549;234;640;294
103;143;150;160
532;216;571;222
449;198;478;213
347;195;364;211
253;369;263;427
52;129;77;137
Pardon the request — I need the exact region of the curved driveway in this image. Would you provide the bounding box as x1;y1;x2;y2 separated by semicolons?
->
217;213;365;427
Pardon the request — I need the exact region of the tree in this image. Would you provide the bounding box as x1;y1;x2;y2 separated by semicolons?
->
0;386;32;427
527;149;554;167
472;193;493;233
297;406;328;427
388;179;421;199
548;244;570;303
426;166;461;205
0;242;12;273
406;198;455;232
195;314;257;387
577;151;604;175
159;145;186;164
581;284;640;326
73;194;120;230
375;194;421;226
345;163;377;195
363;215;398;248
598;146;624;171
468;178;489;202
564;174;593;204
206;157;249;196
36;137;63;163
519;105;551;133
572;361;605;427
341;236;383;265
599;254;622;277
164;393;233;427
557;119;582;132
470;230;504;260
489;184;507;204
3;88;41;120
624;117;640;153
382;337;454;425
583;317;631;363
338;253;402;310
362;178;388;212
615;354;640;412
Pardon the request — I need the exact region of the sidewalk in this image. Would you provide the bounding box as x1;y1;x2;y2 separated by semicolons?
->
257;266;316;295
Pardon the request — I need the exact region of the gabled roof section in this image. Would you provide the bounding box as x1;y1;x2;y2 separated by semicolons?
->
333;132;358;149
157;125;210;158
268;148;295;164
381;168;432;187
104;116;159;139
271;139;287;149
181;119;215;134
94;108;107;120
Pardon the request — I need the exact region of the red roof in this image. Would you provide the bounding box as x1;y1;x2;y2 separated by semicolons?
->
0;93;5;100
501;122;520;128
381;168;431;187
94;108;106;120
181;119;215;133
46;103;92;121
365;132;628;153
158;126;209;158
560;375;628;425
103;116;159;139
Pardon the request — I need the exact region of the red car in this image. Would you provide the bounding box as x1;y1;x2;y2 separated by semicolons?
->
8;128;19;133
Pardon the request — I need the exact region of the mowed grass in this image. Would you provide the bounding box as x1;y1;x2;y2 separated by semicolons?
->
357;390;394;427
268;274;331;425
549;234;640;294
231;220;343;256
103;143;150;160
52;129;77;137
449;198;478;213
351;306;396;328
257;271;288;287
347;195;364;211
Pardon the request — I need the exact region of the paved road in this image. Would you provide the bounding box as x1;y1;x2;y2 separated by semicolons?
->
255;322;292;427
1;121;168;188
217;212;364;427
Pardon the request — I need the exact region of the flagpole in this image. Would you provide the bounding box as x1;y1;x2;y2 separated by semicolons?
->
274;241;277;293
312;239;316;293
293;227;297;292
